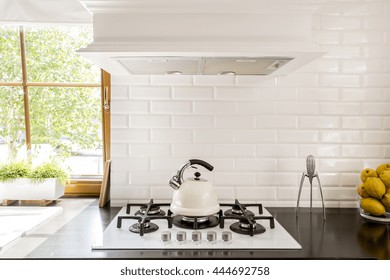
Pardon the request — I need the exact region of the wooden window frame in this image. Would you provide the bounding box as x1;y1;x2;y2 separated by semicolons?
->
0;26;110;197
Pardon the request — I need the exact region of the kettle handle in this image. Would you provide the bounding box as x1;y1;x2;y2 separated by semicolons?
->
189;159;214;171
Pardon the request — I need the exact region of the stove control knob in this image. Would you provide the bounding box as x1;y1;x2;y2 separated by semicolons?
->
161;231;171;242
207;231;217;242
222;231;232;242
177;231;187;241
192;231;202;242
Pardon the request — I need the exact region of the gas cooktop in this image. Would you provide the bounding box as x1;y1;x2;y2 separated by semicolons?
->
92;200;301;250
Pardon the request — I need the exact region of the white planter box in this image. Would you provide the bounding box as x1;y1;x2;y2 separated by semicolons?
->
0;178;65;200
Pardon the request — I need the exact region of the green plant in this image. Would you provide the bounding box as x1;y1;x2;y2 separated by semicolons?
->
29;163;69;185
0;161;69;184
0;161;31;182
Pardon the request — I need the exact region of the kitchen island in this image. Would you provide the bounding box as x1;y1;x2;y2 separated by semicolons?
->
2;199;389;259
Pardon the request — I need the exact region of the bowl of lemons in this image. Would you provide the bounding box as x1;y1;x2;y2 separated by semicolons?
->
358;163;390;224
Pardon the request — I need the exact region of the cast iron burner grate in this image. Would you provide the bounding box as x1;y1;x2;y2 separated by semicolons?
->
116;199;172;236
220;199;275;236
170;209;223;230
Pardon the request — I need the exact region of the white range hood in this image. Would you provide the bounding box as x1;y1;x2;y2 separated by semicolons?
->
78;0;327;76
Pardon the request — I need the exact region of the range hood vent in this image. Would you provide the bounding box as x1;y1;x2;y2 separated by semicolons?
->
114;56;293;76
78;0;327;76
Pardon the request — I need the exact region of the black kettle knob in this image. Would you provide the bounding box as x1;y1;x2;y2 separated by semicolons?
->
194;172;201;180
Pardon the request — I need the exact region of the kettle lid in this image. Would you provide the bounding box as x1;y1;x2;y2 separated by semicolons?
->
187;172;207;182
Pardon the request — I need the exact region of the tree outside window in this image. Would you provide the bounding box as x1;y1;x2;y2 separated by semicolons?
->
0;25;102;177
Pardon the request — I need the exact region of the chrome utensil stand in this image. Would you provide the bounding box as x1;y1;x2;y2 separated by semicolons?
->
296;155;326;220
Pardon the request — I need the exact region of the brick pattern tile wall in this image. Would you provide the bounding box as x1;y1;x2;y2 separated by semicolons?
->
110;0;390;207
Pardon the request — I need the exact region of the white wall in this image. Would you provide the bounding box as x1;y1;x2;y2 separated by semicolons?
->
109;0;390;207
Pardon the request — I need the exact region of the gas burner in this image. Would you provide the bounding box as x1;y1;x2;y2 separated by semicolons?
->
126;199;170;215
220;199;275;236
221;199;263;216
224;204;255;217
129;222;159;234
171;210;223;230
135;205;166;216
230;221;266;235
117;199;172;236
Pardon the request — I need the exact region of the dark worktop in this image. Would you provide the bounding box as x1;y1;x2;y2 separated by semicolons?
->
26;200;390;259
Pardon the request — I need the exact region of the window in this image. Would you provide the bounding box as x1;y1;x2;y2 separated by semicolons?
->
0;25;105;195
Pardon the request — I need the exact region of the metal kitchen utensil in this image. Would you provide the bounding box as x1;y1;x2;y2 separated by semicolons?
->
296;155;326;220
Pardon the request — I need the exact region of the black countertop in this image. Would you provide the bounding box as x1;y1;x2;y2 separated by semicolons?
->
25;201;390;259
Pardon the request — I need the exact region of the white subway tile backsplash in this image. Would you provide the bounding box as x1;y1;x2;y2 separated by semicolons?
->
151;129;193;143
112;158;150;171
111;100;149;114
235;158;276;171
193;75;235;86
362;103;390;115
298;144;341;157
342;31;383;44
236;101;275;115
321;15;361;30
215;87;255;100
129;172;173;186
277;158;306;172
172;143;214;157
298;116;340;129
312;30;341;44
193;101;236;115
172;87;213;100
111;143;129;157
151;75;193;86
131;86;171;99
215;115;255;129
342;116;382;129
278;130;319;143
151;101;193;114
362;46;390;58
215;144;255;157
341;88;382;101
111;86;129;99
277;73;319;87
320;130;361;143
276;101;319;115
235;130;276;144
235;187;277;201
342;145;383;158
150;186;174;200
363;74;390;87
256;116;297;129
256;172;299;186
214;172;256;186
341;60;382;74
320;102;361;115
111;114;129;128
130;143;171;157
173;115;214;128
109;1;390;206
319;159;362;172
258;88;298;100
130;115;171;128
298;88;339;101
256;144;298;158
235;76;276;87
363;131;390;144
194;130;234;143
215;187;235;201
111;129;149;143
320;75;361;87
112;75;150;85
